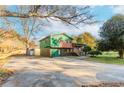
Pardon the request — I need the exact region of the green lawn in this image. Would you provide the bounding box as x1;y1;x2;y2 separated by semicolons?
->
87;51;124;65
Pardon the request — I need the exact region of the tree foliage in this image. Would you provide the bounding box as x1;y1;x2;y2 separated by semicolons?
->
81;32;96;49
83;44;91;56
100;14;124;58
72;32;96;49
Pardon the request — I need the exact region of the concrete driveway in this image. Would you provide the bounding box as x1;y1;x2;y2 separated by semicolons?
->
1;56;124;87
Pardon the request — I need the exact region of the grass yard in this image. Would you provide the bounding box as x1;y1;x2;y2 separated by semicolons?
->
87;51;124;65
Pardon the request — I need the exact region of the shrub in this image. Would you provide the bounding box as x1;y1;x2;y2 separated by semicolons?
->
83;45;91;56
88;50;102;57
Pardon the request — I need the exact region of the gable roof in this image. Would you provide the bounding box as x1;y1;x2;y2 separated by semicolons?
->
39;35;51;42
60;33;73;40
39;33;73;42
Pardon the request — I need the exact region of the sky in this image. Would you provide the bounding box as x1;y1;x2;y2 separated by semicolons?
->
37;6;124;39
35;6;124;40
0;5;124;41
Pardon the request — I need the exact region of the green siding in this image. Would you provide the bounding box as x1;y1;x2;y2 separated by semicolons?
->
40;36;50;48
50;34;72;47
40;33;73;57
50;49;60;57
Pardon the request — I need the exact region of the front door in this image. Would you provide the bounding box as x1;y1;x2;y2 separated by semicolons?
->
51;49;60;57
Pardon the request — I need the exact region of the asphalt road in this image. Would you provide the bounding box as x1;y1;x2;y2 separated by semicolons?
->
2;56;124;87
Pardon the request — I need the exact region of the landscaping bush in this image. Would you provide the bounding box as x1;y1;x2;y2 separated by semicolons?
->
88;50;102;57
83;45;91;56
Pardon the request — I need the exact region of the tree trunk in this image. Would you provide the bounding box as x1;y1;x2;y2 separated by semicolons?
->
85;52;87;56
26;47;30;56
26;42;30;56
118;49;124;59
25;39;30;56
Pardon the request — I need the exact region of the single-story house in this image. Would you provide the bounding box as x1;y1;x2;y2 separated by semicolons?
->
39;33;84;57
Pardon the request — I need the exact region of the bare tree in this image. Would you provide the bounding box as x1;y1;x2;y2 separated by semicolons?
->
14;6;48;55
0;5;96;55
0;6;96;25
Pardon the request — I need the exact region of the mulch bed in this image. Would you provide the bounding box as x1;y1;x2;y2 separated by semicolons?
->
82;82;124;87
0;68;14;86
